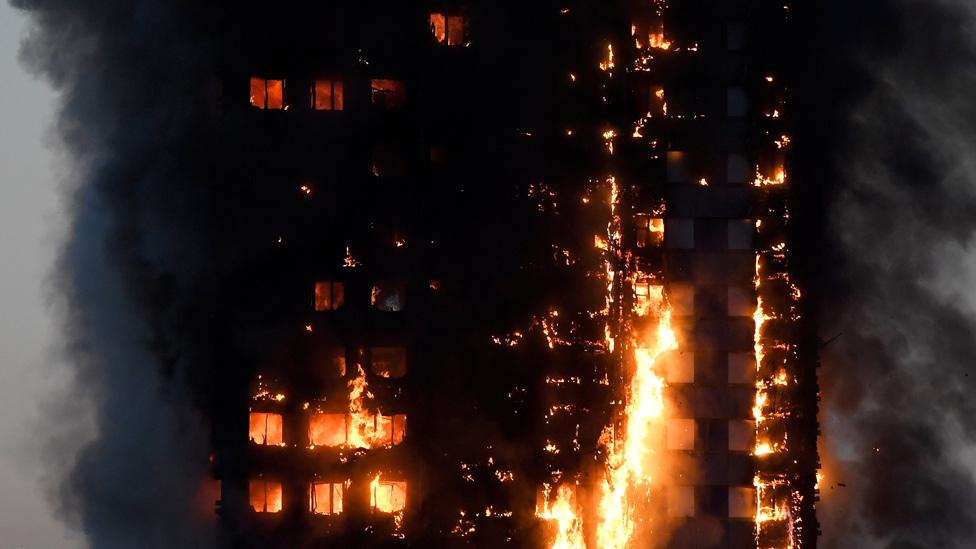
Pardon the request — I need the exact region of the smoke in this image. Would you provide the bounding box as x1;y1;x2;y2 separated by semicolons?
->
13;1;222;547
817;0;976;547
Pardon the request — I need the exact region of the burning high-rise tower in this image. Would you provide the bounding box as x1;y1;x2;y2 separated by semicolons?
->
181;1;820;548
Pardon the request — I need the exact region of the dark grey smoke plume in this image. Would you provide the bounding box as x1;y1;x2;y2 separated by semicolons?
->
818;0;976;547
14;1;221;547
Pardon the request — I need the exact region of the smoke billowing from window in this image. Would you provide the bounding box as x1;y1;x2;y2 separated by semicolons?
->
815;0;976;547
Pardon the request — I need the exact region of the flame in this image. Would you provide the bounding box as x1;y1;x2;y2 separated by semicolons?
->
347;366;375;448
537;484;585;549
596;305;676;549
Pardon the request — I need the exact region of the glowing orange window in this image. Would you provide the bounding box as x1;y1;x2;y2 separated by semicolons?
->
374;413;407;447
313;281;345;311
635;214;665;248
371;477;407;513
634;281;665;317
249;479;283;513
249;412;283;445
309;482;344;515
430;13;465;46
370;79;406;109
312;79;343;111
308;413;346;447
249;77;285;110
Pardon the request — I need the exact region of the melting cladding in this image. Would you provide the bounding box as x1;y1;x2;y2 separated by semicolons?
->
210;1;818;548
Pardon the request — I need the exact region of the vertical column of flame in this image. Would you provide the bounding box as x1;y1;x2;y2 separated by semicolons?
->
537;484;585;549
594;177;676;548
347;365;376;448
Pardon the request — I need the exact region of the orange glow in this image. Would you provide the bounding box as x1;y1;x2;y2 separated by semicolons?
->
370;475;407;513
249;78;285;110
634;281;664;317
309;482;344;515
375;413;408;447
266;79;284;110
431;13;464;46
313;281;344;311
430;13;446;43
536;484;584;549
596;305;676;549
308;413;346;447
312;79;343;111
249;412;283;446
647;32;672;50
249;479;283;513
371;79;406;108
249;77;266;109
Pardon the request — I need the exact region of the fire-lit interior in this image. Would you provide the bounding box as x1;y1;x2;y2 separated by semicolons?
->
213;2;818;548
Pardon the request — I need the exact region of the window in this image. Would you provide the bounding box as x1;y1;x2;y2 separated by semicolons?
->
665;219;694;249
308;413;347;447
727;154;750;184
649;86;666;116
250;479;283;513
309;482;344;515
728;352;755;384
666;151;686;182
667;486;694;518
728;487;756;518
727;286;754;316
728;420;754;452
371;477;407;513
370;347;407;378
371;282;405;312
430;13;466;46
250;77;285;110
669;283;695;316
667;418;696;450
634;281;664;317
664;350;694;384
375;413;407;446
727;87;748;117
635;214;665;248
311;79;343;111
249;412;284;446
371;79;406;109
313;281;345;311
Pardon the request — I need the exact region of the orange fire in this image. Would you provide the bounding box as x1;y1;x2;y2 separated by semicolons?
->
536;484;585;549
596;303;676;549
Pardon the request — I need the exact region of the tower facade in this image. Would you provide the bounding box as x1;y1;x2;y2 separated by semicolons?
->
209;2;818;548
